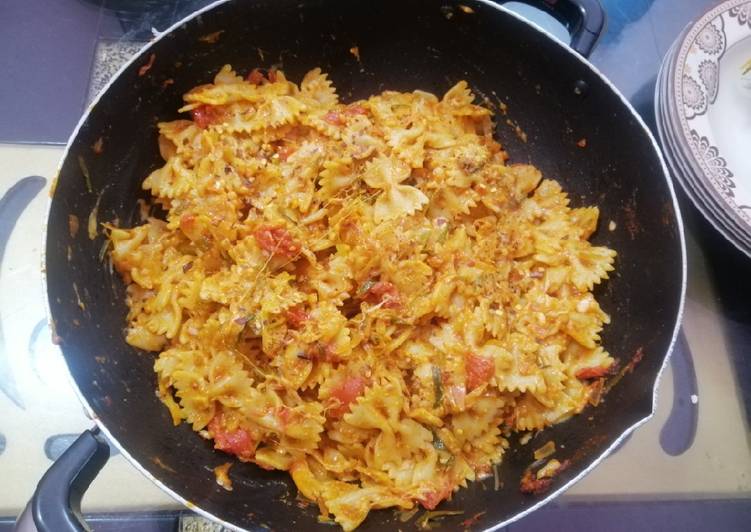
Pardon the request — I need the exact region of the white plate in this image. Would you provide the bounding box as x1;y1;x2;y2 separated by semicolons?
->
672;0;751;236
655;45;751;257
657;28;751;252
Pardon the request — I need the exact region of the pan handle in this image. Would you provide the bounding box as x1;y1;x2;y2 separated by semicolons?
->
17;429;110;532
498;0;606;57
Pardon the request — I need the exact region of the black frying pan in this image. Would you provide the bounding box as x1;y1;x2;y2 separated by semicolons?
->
28;0;686;530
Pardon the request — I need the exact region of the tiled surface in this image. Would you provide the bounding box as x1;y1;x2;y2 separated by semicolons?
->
0;0;207;144
87;40;147;104
0;0;101;144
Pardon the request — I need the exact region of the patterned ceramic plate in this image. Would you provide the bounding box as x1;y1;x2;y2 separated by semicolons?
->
656;38;751;257
673;0;751;238
657;25;751;253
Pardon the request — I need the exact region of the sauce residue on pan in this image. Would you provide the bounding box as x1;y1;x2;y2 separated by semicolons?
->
68;214;80;238
138;53;156;77
152;456;176;473
199;30;225;44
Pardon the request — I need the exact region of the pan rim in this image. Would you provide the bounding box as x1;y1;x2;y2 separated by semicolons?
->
41;0;688;531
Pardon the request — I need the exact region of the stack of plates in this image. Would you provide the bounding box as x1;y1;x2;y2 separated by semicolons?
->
655;0;751;257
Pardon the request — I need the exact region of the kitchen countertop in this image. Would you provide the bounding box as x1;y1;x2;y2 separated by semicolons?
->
0;0;749;530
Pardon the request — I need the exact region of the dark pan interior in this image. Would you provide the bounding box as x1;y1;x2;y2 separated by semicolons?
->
46;0;684;530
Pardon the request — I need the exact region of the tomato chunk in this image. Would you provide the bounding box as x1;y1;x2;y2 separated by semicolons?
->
246;68;266;85
253;226;300;259
179;213;209;243
363;281;400;309
328;376;367;418
344;104;368;116
191;105;224;128
323;110;345;126
208;415;255;460
285;305;309;329
276;143;296;161
575;365;611;380
520;473;552;495
466;353;494;390
418;481;453;510
277;405;293;427
180;213;195;231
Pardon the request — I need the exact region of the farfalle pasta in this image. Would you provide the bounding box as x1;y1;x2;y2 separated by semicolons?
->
108;65;617;531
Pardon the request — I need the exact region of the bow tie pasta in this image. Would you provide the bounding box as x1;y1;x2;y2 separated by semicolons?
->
108;65;617;531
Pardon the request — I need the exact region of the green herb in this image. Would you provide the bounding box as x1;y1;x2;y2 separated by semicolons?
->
416;227;432;248
432;365;443;407
397;507;419;523
98;239;111;263
78;155;93;193
439;452;455;468
431;430;446;451
356;279;376;297
416;510;464;530
234;314;257;342
437;224;449;243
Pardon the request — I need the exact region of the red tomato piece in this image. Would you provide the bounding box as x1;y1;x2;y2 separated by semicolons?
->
344;104;368;116
208;415;255;460
179;213;205;242
328;376;367;418
253;226;300;259
323;110;345;126
190;105;223;128
277;406;293;427
246;68;266;85
179;213;195;232
575;366;611;379
285;305;309;329
418;481;453;510
466;353;494;391
276;143;296;161
363;281;400;309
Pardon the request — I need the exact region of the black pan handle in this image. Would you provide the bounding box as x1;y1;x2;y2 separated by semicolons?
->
496;0;606;57
22;429;110;532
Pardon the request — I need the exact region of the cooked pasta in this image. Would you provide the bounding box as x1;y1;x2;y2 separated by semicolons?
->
108;65;617;531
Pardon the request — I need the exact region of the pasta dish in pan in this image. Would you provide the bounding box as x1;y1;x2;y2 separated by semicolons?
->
108;65;616;530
